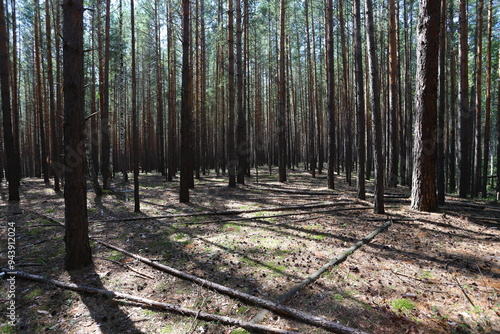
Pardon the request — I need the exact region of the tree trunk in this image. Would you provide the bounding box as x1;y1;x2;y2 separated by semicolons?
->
387;0;399;188
473;0;484;197
497;47;500;201
167;3;177;182
227;0;236;187
131;0;139;212
481;0;492;198
277;0;287;182
448;0;457;194
101;0;112;190
236;0;248;184
410;0;441;212
437;0;446;204
62;0;92;270
364;0;384;214
354;0;365;200
180;0;194;202
0;0;19;200
458;0;470;198
305;0;316;178
326;0;335;190
155;0;165;177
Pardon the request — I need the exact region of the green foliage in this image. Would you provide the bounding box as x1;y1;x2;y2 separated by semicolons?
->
391;299;416;313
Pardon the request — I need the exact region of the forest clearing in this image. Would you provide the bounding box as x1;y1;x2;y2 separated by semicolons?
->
1;0;500;332
1;169;499;334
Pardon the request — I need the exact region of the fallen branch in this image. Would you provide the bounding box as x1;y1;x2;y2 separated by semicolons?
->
246;185;337;196
250;220;393;324
184;206;373;226
90;201;358;224
95;257;155;280
0;268;298;334
94;239;369;334
454;275;476;307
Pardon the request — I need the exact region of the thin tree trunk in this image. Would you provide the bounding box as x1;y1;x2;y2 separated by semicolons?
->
411;0;441;212
458;0;470;198
437;0;446;204
387;0;399;188
180;0;194;202
481;0;492;198
155;0;165;177
227;0;236;187
0;0;19;200
62;0;92;270
34;0;49;183
10;0;20;187
326;0;335;190
305;0;316;178
101;0;112;190
473;0;484;197
167;3;177;182
131;0;139;212
448;0;457;194
236;0;248;184
364;0;384;214
354;0;365;199
277;0;287;182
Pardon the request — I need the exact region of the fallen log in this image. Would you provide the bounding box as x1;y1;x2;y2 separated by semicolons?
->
90;201;359;224
95;239;369;334
250;220;393;324
0;268;299;334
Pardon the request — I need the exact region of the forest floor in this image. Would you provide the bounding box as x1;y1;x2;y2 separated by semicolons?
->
1;167;500;334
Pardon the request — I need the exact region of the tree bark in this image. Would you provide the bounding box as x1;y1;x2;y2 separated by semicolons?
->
364;0;384;214
353;0;365;199
180;0;194;202
458;0;470;198
326;0;335;190
387;0;399;188
0;0;19;200
227;0;236;187
236;0;248;184
481;0;492;198
437;0;446;204
100;0;112;190
277;0;287;182
131;0;139;212
473;0;484;197
62;0;92;270
410;0;441;212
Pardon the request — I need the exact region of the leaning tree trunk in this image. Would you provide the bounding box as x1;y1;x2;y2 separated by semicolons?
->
410;0;441;212
62;0;92;270
0;0;19;201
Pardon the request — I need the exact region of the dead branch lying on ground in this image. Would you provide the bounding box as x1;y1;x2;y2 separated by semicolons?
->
0;268;299;334
90;201;360;223
245;185;338;196
95;239;369;334
250;220;393;324
27;208;370;333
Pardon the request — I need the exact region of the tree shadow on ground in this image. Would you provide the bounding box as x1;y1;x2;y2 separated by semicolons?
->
67;264;145;334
